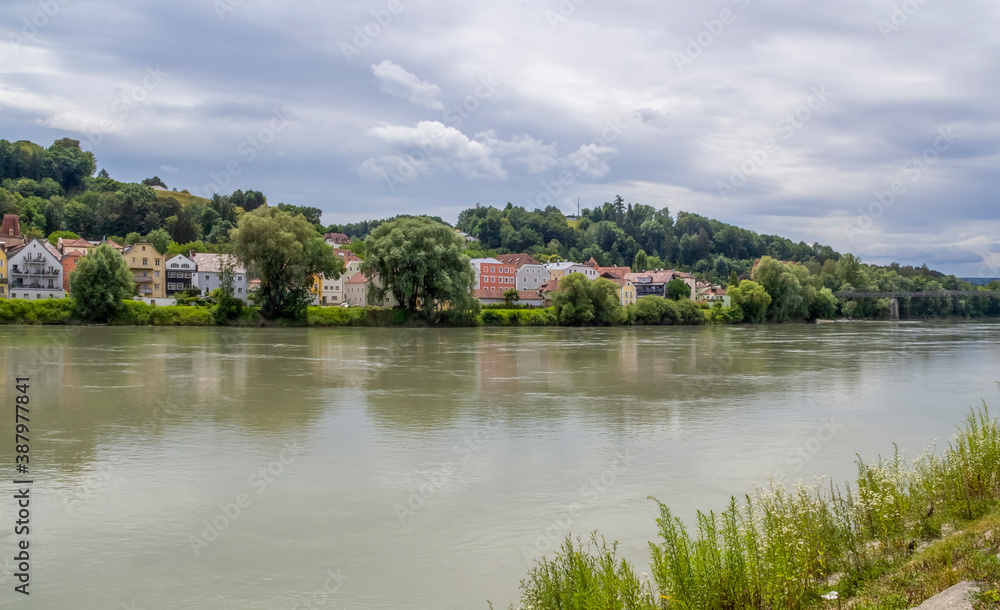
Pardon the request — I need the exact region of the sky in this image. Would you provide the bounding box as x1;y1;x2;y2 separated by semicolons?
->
1;0;997;276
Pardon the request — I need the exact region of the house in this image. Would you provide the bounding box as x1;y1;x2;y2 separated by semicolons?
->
495;253;548;291
473;289;545;307
584;257;631;280
190;253;248;302
61;251;82;292
124;242;166;299
470;257;517;290
343;272;397;307
625;270;697;301
313;250;362;306
600;272;636;306
457;230;479;243
539;278;561;306
165;254;196;296
57;237;95;256
0;245;7;299
696;284;730;306
323;232;351;246
0;215;26;249
545;261;599;282
7;239;65;300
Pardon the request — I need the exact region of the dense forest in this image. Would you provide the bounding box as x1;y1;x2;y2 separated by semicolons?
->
2;136;997;321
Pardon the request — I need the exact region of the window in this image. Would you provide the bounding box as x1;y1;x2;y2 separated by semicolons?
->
154;284;160;291
155;259;160;266
238;288;242;293
155;271;160;278
205;275;209;281
142;258;148;266
171;263;178;268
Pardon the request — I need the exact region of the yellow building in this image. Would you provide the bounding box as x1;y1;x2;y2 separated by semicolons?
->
308;274;322;304
602;275;636;306
0;245;7;299
124;242;166;299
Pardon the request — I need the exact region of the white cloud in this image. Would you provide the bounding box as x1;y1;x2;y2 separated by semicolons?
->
371;60;444;111
480;132;560;173
363;121;505;181
567;143;619;178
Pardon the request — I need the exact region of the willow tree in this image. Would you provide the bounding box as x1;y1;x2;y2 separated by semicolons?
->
70;244;136;322
361;217;478;320
232;206;343;320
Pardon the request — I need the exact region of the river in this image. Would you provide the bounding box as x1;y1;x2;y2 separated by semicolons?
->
1;322;998;608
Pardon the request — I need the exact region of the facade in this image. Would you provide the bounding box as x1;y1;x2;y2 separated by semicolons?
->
7;239;66;300
473;289;545;307
344;272;397;307
584;257;631;280
545;261;599;282
696;285;730;306
124;242;166;299
0;215;26;250
190;253;248;302
0;245;6;299
58;237;95;256
625;270;697;301
165;254;196;296
61;252;82;292
495;253;548;291
601;273;637;306
470;257;517;290
314;251;362;306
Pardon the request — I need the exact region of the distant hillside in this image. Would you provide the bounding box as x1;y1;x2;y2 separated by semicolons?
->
154;189;212;208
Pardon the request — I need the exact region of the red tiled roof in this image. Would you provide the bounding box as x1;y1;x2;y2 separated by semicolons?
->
346;272;369;285
598;266;631;279
584;257;599;268
324;233;350;244
495;253;541;268
1;215;22;238
539;279;561;293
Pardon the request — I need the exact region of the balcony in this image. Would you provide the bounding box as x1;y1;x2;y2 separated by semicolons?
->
134;276;153;283
11;282;59;290
11;265;59;276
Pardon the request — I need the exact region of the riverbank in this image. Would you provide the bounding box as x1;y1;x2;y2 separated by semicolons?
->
509;406;1000;609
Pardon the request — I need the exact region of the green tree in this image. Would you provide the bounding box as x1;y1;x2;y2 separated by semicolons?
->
145;228;172;256
232;206;343;320
728;279;772;324
361;216;478;319
213;255;244;324
634;250;648;272
503;288;520;308
666;278;691;301
728;270;740;287
47;230;80;248
125;231;142;245
552;274;624;325
70;244;136;322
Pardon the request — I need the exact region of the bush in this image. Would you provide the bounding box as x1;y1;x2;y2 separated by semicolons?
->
479;308;556;326
0;298;75;324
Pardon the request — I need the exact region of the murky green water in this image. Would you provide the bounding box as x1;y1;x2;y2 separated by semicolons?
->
1;322;998;608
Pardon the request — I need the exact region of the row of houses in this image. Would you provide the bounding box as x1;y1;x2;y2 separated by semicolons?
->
0;215;250;304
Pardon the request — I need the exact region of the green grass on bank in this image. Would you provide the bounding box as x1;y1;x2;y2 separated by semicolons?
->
506;406;1000;610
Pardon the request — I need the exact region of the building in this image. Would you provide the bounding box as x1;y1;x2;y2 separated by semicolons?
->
470;257;517;290
323;232;351;246
7;239;65;300
0;245;7;299
600;272;637;306
457;231;479;243
190;253;248;302
584;257;631;280
124;242;166;299
57;237;95;256
545;261;599;282
165;254;196;296
0;215;26;250
313;251;362;306
539;278;561;306
696;284;729;306
473;289;545;307
61;252;82;292
625;270;697;300
495;253;548;291
343;272;397;307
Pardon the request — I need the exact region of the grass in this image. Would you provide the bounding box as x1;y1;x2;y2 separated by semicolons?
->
507;405;1000;610
155;190;212;208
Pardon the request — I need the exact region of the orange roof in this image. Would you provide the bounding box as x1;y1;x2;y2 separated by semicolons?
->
495;253;541;268
539;279;561;293
598;266;631;279
346;272;369;285
584;257;600;268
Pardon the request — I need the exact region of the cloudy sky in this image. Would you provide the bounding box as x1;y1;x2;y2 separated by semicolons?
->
1;0;997;275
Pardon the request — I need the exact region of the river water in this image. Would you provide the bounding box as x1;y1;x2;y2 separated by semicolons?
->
0;322;998;608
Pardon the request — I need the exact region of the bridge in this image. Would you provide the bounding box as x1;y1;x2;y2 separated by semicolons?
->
833;290;1000;321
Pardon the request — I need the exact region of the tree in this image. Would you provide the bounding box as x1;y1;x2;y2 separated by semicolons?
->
70;244;136;322
728;270;740;287
361;217;478;318
125;231;142;245
232;206;343;320
728;280;771;324
666;278;691;301
634;250;648;272
142;176;166;189
47;230;80;248
213;255;244;324
146;228;172;255
552;274;624;325
503;288;520;308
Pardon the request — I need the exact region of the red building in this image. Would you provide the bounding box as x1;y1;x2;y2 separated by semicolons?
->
471;257;516;290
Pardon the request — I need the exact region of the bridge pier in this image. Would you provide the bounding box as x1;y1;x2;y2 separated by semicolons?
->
889;297;899;321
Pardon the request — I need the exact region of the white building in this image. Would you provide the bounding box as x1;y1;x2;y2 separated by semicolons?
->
191;253;249;302
317;252;363;306
544;261;599;281
7;239;66;300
